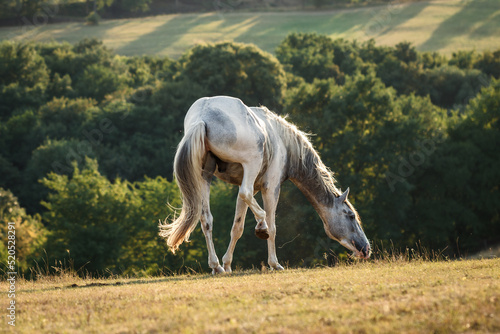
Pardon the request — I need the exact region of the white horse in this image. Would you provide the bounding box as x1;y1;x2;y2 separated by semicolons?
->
160;96;371;274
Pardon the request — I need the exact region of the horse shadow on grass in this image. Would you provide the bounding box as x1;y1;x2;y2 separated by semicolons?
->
21;268;276;293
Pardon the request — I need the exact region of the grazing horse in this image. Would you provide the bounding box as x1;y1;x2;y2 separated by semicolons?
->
160;96;371;274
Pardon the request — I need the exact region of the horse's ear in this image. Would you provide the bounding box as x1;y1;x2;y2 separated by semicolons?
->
338;187;349;203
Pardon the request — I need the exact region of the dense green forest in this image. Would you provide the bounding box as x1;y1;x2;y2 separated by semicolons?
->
1;34;499;276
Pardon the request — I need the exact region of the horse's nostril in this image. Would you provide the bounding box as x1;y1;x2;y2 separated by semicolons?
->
362;245;371;258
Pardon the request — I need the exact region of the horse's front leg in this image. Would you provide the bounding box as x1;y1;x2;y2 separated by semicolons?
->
239;161;269;239
262;183;284;271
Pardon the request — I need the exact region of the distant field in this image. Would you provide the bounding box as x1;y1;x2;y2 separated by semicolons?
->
1;0;499;58
3;258;500;333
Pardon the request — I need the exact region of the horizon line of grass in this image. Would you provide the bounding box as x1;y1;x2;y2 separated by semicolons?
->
4;240;497;282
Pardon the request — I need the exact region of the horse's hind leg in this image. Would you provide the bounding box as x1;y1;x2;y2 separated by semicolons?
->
201;154;225;274
239;161;269;240
222;196;248;273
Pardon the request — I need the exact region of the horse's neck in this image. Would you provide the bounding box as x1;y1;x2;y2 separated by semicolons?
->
273;116;337;208
287;151;336;209
290;177;323;210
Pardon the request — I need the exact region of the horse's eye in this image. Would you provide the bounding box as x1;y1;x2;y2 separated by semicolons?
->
348;213;355;220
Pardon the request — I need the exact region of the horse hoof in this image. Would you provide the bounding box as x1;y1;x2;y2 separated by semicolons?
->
212;266;225;275
255;228;269;240
272;264;285;271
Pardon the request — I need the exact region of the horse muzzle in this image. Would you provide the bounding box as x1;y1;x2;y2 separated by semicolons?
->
340;238;371;259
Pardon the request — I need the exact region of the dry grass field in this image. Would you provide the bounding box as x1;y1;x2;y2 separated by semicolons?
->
2;258;499;333
1;0;499;58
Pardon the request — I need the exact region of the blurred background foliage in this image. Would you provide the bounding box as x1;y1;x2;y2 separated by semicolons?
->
0;0;418;22
0;33;499;276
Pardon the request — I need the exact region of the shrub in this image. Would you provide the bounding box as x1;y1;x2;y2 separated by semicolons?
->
86;11;101;25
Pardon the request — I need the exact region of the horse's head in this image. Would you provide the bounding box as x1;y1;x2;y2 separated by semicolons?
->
323;188;371;259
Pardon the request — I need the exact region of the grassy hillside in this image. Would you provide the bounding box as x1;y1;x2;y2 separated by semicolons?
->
4;258;499;333
1;0;499;58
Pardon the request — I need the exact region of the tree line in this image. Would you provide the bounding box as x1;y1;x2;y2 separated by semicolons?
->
0;34;499;276
0;0;411;23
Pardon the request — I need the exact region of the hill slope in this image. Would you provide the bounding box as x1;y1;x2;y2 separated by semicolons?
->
5;258;500;333
1;0;499;58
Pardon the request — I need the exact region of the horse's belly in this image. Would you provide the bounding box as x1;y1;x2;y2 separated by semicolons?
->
214;162;244;186
214;161;266;191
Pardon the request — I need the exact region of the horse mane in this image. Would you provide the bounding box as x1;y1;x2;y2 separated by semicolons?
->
260;107;341;204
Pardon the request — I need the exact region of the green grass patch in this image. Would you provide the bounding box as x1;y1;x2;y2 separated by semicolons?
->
3;258;499;333
1;0;499;58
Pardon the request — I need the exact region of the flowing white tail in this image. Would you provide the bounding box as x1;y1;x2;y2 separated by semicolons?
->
159;121;206;253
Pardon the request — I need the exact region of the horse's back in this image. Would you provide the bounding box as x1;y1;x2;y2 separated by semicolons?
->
185;96;242;126
185;96;266;164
